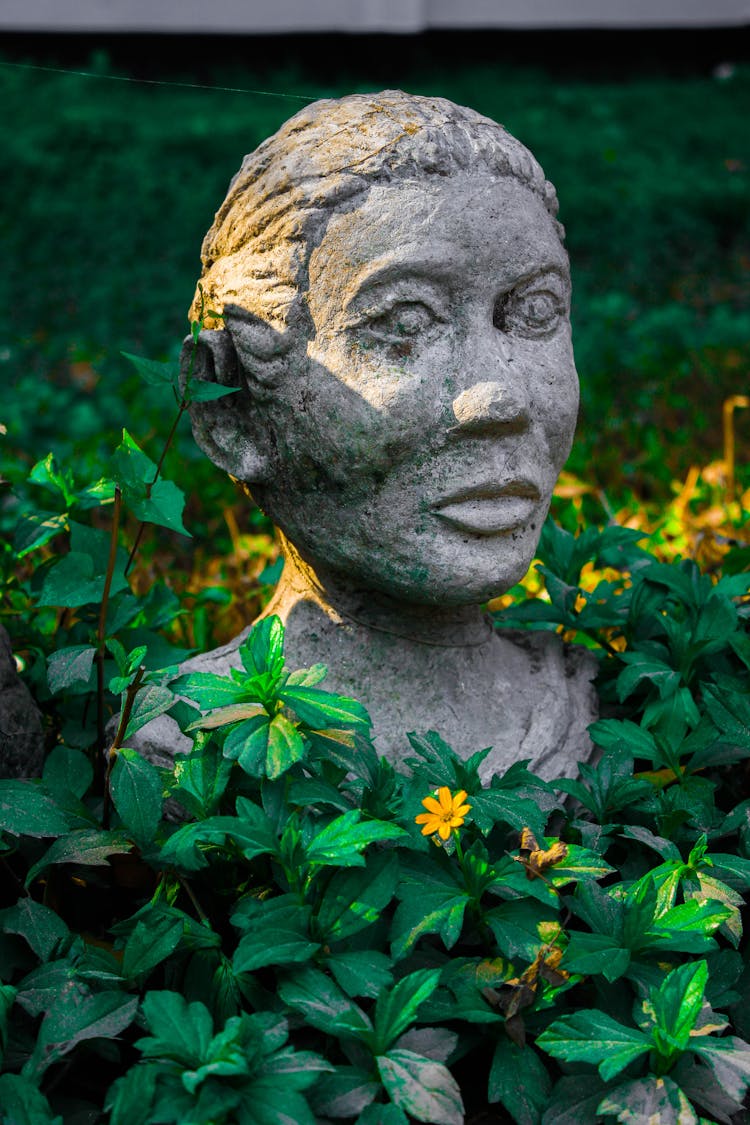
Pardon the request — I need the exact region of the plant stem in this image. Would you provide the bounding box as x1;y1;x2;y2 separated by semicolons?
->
124;399;188;576
102;665;145;828
179;874;210;925
95;486;121;763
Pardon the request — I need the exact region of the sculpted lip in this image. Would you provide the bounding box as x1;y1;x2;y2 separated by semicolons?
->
432;480;542;535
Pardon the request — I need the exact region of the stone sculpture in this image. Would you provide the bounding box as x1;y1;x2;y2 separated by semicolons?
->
146;90;598;781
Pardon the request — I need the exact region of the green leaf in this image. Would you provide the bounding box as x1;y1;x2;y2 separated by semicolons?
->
46;645;96;694
136;991;213;1067
310;1066;379;1118
562;931;631;983
266;711;307;778
123;684;176;740
691;1036;750;1104
642;898;732;953
540;1074;610;1125
285;663;327;687
233;898;320;973
536;1010;651;1081
239;615;286;680
15;963;77;1019
111;429;188;535
75;476;117;510
377;1049;463;1125
0;899;68;961
110;748;163;845
121;351;177;387
279;967;372;1039
616;652;681;702
357;1106;409;1125
28;990;138;1077
106;1064;159;1125
279;686;371;732
373;969;441;1053
467;787;550;839
488;1040;551;1125
306;810;406;868
486;899;559;961
13;510;69;557
187;380;242;401
238;1079;318;1125
173;671;252;709
231;797;278;859
597;1076;697;1124
171;743;232;818
152;822;205;872
317;852;400;942
185;701;265;731
0;984;16;1066
223;713;272;775
42;746;93;800
37;524;129;606
25;829;132;885
0;1073;62;1124
0;781;72;838
649;960;708;1054
671;1055;746;1121
588;718;660;759
122;913;184;982
391;881;467;960
327;950;394;999
546;844;615;887
703;684;750;748
28;453;76;504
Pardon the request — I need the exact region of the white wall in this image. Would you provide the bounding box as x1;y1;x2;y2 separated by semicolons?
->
2;0;748;32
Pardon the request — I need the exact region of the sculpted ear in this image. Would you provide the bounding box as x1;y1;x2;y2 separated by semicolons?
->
223;304;296;390
182;328;270;483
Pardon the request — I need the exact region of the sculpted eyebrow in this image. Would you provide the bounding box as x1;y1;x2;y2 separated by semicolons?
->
344;261;452;307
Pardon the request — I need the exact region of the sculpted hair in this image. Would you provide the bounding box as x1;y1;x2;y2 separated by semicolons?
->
189;90;563;332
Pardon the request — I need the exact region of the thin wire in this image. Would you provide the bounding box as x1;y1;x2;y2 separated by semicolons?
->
0;59;314;102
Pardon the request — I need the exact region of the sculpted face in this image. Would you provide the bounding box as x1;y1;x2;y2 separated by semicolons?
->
242;171;579;606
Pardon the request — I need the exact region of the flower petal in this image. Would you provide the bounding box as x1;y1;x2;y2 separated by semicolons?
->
453;790;468;809
420;821;438;836
415;812;434;824
437;787;453;811
438;821;452;840
422;796;444;815
449;815;465;828
454;804;471;818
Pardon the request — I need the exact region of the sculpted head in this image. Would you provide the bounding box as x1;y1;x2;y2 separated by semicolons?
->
187;90;579;606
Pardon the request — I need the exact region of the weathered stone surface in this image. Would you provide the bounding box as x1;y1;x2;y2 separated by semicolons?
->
0;626;44;778
139;90;598;780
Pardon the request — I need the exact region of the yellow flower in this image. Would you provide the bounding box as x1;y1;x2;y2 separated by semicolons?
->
415;787;471;841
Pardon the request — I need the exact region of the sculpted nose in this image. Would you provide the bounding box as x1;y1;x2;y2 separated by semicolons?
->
451;380;530;436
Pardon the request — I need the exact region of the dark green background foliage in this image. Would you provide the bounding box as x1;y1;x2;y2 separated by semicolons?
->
1;36;749;505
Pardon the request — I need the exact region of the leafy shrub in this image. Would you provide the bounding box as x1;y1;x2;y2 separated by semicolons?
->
1;329;749;1124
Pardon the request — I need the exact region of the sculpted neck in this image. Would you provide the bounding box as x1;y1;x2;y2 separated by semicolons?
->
263;535;493;649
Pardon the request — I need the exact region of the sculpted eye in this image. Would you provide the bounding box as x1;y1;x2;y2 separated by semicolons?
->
360;301;438;344
494;287;564;338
